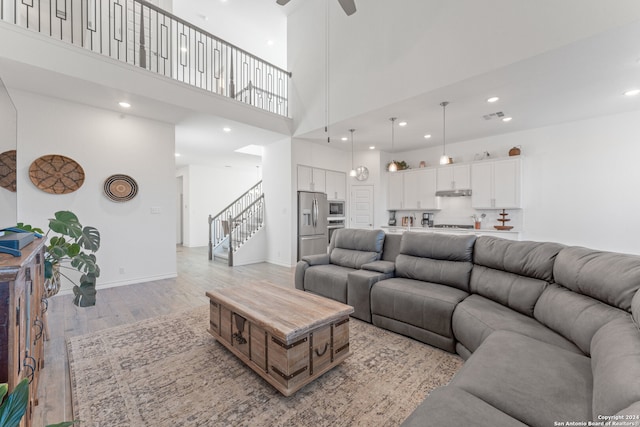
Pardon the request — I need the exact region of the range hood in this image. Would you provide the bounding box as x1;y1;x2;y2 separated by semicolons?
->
435;189;472;197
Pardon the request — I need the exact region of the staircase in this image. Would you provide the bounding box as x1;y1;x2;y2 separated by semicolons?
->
208;181;264;266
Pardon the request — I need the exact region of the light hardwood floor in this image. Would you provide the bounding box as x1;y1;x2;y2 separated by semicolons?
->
33;246;294;426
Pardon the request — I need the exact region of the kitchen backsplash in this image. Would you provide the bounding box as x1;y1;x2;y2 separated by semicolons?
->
390;197;523;230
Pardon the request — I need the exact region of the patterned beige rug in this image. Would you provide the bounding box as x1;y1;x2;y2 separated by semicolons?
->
67;306;463;426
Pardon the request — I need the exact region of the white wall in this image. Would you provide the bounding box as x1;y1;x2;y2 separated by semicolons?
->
15;90;177;291
385;110;640;255
262;137;293;266
288;0;640;136
179;164;261;248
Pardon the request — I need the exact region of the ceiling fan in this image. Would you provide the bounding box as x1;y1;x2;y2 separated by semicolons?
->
276;0;357;16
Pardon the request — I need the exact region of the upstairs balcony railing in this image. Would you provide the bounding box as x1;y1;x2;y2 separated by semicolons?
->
1;0;291;116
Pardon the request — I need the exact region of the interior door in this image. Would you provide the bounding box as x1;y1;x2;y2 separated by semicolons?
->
350;185;374;229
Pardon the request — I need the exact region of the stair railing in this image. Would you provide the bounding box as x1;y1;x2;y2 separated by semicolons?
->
227;194;264;266
1;0;291;117
208;180;262;260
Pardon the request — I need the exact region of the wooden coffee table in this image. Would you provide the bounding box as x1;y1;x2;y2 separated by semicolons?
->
206;282;354;396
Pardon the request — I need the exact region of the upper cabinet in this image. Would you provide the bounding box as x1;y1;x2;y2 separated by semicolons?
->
404;169;439;210
436;164;471;191
471;158;522;209
326;171;346;200
297;165;327;193
387;168;439;211
388;172;404;210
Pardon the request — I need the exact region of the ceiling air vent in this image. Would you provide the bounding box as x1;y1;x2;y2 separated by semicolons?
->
482;111;505;121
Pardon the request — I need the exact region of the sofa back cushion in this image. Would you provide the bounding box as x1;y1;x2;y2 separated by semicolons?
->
329;228;385;269
590;317;640;419
381;233;403;262
470;237;565;317
534;284;629;355
395;232;476;292
554;247;640;312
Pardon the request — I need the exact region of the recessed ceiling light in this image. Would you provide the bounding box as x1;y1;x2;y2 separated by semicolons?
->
398;121;407;127
223;127;231;132
487;96;499;103
341;137;348;141
424;134;431;139
502;117;513;122
267;40;275;46
624;89;640;97
369;146;375;150
118;101;131;108
175;153;181;157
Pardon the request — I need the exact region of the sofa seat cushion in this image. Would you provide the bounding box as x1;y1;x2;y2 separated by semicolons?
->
401;386;528;427
304;264;354;303
452;330;593;427
452;294;582;355
371;278;468;338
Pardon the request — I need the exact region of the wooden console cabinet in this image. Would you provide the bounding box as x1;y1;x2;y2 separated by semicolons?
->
0;238;46;427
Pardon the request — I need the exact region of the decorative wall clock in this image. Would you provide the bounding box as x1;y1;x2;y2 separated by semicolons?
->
0;150;17;192
29;154;85;194
355;166;369;181
104;174;138;202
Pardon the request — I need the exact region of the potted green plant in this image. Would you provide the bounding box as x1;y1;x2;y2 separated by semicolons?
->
18;211;101;307
1;379;76;427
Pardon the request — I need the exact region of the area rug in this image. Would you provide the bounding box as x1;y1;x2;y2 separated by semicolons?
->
67;305;463;426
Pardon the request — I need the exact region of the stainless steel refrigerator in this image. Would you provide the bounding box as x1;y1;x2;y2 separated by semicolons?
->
297;191;329;261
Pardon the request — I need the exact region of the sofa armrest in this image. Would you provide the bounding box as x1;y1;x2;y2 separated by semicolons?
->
301;253;331;266
347;270;394;323
294;260;310;290
362;260;396;274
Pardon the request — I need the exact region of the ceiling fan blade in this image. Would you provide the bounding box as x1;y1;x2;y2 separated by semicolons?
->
276;0;290;5
337;0;356;16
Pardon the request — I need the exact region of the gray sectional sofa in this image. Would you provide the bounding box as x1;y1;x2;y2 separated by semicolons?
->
295;229;640;426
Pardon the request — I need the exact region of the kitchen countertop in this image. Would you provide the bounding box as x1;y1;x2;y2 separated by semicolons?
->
380;225;520;234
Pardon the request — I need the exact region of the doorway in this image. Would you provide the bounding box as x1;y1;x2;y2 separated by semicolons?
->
176;176;183;245
350;185;374;229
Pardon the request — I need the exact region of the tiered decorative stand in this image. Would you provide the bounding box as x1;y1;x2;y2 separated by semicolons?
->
494;209;514;230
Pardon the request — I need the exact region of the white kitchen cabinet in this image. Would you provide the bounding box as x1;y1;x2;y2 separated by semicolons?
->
404;169;439;210
326;170;346;200
388;169;439;211
297;165;327;193
471;158;521;209
388;172;404;210
436;164;471;191
312;168;326;193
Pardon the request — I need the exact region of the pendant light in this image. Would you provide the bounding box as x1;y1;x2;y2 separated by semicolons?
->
439;101;452;165
388;117;398;172
349;129;357;177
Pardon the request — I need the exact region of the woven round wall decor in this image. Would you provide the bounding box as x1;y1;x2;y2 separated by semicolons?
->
0;150;17;192
104;174;138;202
29;154;85;194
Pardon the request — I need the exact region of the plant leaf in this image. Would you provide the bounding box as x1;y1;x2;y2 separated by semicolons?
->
73;277;97;307
77;226;100;252
0;383;7;401
0;378;29;427
49;211;82;239
70;253;98;275
15;223;45;234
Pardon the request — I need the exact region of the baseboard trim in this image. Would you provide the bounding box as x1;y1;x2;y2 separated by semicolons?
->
55;273;178;295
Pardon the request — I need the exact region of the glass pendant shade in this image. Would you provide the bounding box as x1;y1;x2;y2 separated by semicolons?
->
440;155;452;165
349;169;357;177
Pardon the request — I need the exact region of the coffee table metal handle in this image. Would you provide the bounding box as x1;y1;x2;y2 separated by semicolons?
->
315;343;328;357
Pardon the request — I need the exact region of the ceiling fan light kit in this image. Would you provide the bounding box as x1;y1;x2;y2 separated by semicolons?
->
276;0;356;16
